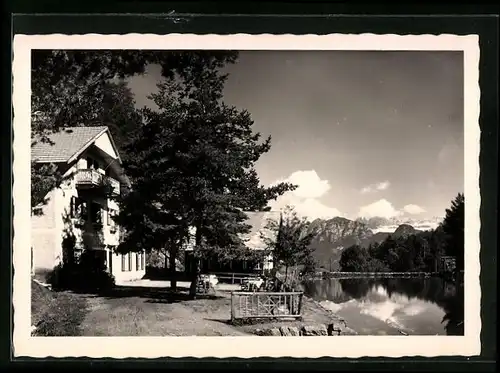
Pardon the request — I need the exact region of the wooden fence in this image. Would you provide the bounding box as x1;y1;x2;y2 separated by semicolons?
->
323;271;432;278
230;291;303;321
211;272;260;284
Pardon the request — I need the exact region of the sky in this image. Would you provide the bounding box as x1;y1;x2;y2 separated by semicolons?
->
126;51;464;221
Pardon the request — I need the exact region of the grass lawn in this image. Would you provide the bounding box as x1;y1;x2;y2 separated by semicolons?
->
31;280;88;336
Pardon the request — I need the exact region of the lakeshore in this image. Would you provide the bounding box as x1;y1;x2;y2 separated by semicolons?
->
319;271;433;278
32;269;464;337
32;279;355;337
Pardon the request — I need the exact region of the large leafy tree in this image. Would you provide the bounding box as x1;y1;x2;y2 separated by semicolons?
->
30;80;141;208
441;193;465;271
339;245;371;272
115;51;295;296
262;206;318;283
31;51;148;208
31;50;228;207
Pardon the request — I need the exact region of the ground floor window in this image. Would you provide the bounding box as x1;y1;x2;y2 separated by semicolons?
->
121;254;126;272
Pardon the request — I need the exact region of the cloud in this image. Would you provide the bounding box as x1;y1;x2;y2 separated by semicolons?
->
403;204;426;215
360;180;391;194
358;199;403;219
270;170;342;220
376;181;390;190
360;186;373;194
281;170;331;199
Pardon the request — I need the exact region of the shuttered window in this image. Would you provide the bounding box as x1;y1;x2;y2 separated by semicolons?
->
121;254;126;272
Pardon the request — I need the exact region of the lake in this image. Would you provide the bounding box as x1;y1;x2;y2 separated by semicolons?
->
302;276;464;336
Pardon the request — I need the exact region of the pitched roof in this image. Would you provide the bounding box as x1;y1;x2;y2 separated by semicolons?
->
31;126;111;163
241;211;282;250
183;211;282;252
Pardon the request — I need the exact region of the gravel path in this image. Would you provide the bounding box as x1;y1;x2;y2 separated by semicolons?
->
79;282;250;336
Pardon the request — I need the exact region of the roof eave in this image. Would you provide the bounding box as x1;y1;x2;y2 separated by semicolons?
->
66;127;123;165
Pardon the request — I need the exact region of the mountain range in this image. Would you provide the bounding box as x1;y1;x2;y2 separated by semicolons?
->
307;215;443;271
357;216;443;234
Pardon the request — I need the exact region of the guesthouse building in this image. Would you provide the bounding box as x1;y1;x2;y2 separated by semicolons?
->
31;126;146;283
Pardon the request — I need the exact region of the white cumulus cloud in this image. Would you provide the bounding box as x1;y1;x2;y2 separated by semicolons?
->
376;181;390;191
360;186;373;194
403;204;426;215
360;180;391;194
270;170;342;220
281;170;331;199
358;199;403;219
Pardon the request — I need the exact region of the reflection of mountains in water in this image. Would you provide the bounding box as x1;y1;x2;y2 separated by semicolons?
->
303;277;464;336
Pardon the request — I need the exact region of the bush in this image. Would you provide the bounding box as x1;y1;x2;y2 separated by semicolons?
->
47;257;116;294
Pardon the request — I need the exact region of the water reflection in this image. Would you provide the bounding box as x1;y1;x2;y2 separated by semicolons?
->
302;277;464;336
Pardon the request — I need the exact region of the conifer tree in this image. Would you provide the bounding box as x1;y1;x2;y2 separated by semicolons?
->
115;52;295;296
442;193;465;271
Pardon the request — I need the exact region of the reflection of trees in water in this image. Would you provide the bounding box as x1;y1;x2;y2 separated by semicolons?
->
338;278;375;299
302;278;351;303
334;277;464;336
440;282;464;335
304;277;464;335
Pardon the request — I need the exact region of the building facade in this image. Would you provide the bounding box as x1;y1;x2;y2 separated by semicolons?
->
184;211;280;279
31;126;145;283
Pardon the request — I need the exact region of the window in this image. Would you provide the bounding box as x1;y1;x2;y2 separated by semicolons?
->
128;253;133;272
136;253;140;271
87;157;99;170
90;202;102;225
70;196;87;220
108;209;117;232
121;254;126;272
70;196;77;218
142;252;146;270
32;206;43;215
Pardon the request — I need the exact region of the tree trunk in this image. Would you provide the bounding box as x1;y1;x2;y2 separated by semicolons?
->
189;225;202;298
285;265;288;285
164;250;168;274
169;245;178;292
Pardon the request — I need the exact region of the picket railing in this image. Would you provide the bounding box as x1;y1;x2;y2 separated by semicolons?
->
230;291;303;321
75;169;120;195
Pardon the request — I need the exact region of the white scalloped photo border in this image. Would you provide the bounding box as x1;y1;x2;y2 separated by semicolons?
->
12;33;481;358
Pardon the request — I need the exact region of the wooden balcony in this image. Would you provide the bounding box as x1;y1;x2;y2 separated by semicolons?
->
75;169;120;195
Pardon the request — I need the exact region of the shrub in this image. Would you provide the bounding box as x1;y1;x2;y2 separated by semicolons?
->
46;263;72;291
46;251;116;294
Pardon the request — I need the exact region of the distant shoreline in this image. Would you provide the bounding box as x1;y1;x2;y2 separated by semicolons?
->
307;271;440;279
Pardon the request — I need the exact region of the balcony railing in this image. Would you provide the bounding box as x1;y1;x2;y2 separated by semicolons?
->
75;169;120;195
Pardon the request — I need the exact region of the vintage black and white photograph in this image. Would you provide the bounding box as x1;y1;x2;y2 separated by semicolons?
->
13;34;480;358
